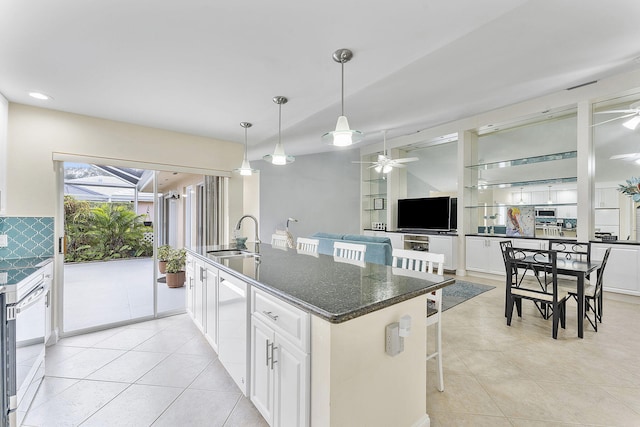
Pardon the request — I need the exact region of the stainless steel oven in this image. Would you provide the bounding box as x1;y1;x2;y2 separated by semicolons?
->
2;261;51;427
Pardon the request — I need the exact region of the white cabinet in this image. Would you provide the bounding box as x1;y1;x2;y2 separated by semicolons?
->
595;188;619;208
251;288;310;427
556;205;577;219
427;235;457;271
218;271;249;395
185;254;196;316
465;236;506;275
204;264;219;351
0;93;8;215
592;243;640;296
400;234;457;271
193;259;206;332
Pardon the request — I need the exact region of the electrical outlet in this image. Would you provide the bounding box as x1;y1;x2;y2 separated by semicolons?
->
0;272;6;285
0;234;7;247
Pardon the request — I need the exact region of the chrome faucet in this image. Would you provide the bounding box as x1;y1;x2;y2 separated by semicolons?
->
235;215;260;250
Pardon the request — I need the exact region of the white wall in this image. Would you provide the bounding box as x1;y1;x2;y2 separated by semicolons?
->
6;103;244;217
0;93;6;215
257;149;361;242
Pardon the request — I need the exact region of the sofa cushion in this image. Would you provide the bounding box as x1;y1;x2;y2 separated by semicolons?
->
312;232;345;240
311;232;392;266
342;234;392;245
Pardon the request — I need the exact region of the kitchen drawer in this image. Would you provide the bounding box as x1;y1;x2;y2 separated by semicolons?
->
252;287;309;352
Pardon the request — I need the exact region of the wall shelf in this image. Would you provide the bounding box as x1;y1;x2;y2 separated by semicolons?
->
466;151;577;170
465;176;577;190
465;202;578;209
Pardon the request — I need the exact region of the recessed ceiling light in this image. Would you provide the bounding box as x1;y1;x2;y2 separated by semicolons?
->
28;92;52;100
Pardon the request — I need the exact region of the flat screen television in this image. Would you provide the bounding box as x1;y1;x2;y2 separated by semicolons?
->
397;196;457;231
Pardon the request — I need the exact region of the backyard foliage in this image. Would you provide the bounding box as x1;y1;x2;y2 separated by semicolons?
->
64;196;153;262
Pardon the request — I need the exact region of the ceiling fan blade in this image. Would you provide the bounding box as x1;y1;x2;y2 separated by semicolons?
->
351;161;377;164
593;113;637;126
610;152;640;160
391;157;419;164
391;163;406;168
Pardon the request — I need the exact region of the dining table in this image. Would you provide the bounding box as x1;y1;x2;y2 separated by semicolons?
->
509;253;602;339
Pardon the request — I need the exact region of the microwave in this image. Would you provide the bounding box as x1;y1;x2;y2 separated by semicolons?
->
535;209;556;217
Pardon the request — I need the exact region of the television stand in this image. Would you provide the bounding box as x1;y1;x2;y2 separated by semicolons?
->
402;233;457;272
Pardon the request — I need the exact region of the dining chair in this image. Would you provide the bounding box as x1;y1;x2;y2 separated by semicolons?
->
296;237;319;253
499;241;522;317
543;225;561;237
392;248;445;392
548;240;590;262
567;247;611;331
333;241;367;261
505;247;570;339
271;233;289;250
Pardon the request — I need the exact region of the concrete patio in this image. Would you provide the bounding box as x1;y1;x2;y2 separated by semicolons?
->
63;258;185;333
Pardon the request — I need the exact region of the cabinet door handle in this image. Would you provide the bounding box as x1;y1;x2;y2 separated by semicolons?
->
266;340;271;367
270;345;278;370
263;311;279;321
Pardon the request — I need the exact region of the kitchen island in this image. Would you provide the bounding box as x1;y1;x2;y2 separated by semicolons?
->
186;244;454;427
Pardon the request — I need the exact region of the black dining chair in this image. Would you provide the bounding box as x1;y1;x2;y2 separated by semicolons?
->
505;247;570;339
500;241;521;317
548;240;590;262
568;247;611;332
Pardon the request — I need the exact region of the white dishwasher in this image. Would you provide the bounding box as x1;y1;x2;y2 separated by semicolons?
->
218;271;248;395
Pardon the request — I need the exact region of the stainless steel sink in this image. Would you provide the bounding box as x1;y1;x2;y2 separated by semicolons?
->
207;249;260;258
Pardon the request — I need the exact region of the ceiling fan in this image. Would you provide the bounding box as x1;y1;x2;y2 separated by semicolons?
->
594;100;640;162
352;130;418;173
594;100;640;129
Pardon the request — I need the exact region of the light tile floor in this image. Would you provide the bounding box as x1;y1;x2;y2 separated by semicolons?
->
25;274;640;426
427;274;640;427
24;314;268;426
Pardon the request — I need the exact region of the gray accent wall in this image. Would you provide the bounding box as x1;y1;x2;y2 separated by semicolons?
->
257;149;361;243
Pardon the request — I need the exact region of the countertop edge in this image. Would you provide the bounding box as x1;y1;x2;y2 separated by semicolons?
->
186;249;455;324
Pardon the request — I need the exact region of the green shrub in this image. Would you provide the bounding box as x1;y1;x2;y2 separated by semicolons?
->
64;196;153;262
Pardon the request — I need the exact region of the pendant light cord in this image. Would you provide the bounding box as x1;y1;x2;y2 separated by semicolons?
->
244;127;248;160
278;102;282;144
341;61;345;116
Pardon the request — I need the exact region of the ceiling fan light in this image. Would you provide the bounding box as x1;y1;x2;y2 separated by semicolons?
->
623;115;640;130
382;164;392;174
374;164;382;173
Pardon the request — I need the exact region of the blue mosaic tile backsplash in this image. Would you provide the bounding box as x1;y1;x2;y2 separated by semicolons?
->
0;217;54;259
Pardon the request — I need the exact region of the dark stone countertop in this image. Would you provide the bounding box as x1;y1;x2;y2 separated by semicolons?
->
187;244;454;324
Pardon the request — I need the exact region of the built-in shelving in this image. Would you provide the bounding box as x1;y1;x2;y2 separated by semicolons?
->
465;151;577;170
465;176;577;190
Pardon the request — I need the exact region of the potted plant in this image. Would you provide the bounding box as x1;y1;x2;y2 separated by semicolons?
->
166;248;187;288
157;244;172;274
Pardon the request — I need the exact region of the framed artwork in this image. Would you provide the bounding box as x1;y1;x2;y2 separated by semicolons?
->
506;206;535;237
373;198;385;210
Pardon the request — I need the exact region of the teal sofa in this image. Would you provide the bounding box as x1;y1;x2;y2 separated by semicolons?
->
311;232;393;266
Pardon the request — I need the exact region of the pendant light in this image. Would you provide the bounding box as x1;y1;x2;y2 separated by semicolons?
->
547;185;553;204
264;96;295;165
321;48;363;147
519;187;525;205
234;122;256;176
